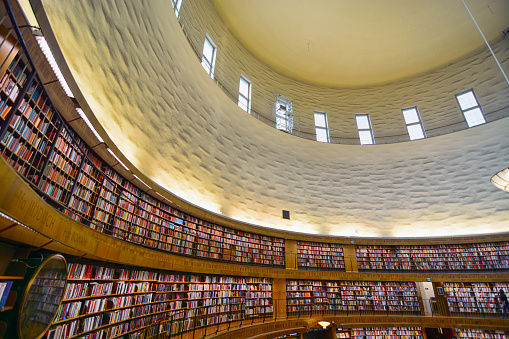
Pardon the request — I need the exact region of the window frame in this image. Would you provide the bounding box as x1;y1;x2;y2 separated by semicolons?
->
356;113;375;145
314;111;330;143
402;106;426;140
238;75;251;113
201;34;217;78
455;89;486;128
171;0;183;17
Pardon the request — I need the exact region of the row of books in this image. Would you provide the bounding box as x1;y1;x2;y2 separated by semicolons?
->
356;244;509;271
286;280;419;314
444;282;509;315
454;329;509;338
349;327;423;339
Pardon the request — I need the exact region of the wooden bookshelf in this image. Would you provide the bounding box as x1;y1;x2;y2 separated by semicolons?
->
286;280;420;317
0;53;61;184
443;282;509;317
38;126;82;204
0;41;285;269
356;243;509;271
47;262;273;339
297;241;344;270
349;327;423;339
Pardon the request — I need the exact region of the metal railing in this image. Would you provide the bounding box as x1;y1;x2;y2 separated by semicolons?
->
138;297;509;339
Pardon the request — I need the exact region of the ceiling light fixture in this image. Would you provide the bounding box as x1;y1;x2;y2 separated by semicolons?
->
491;168;509;192
318;321;330;329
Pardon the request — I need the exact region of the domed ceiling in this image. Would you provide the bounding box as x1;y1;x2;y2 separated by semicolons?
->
212;0;509;87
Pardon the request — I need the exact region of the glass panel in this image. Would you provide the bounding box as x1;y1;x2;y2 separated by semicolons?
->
407;124;425;140
314;112;326;128
239;77;249;96
464;108;486;127
358;130;373;145
175;0;182;11
457;91;477;110
201;59;211;74
316;128;328;142
19;255;67;339
202;38;214;62
238;95;248;111
356;115;370;130
402;108;419;124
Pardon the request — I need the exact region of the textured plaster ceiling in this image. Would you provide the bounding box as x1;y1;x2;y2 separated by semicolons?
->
35;0;509;238
212;0;509;87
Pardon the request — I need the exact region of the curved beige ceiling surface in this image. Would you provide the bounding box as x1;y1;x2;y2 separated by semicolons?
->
36;0;509;238
212;0;509;87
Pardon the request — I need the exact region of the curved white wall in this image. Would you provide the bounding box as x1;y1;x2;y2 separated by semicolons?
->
39;0;509;237
179;0;509;143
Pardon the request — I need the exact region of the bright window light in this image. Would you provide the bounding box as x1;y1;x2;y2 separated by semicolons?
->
171;0;183;17
356;114;374;145
35;36;74;98
238;75;251;113
275;94;293;133
201;35;216;78
402;107;425;140
314;111;329;143
456;90;486;127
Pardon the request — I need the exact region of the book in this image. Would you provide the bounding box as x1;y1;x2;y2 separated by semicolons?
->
0;280;13;310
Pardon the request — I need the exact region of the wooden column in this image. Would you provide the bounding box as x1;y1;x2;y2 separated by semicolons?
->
273;278;286;320
285;239;298;270
342;244;358;272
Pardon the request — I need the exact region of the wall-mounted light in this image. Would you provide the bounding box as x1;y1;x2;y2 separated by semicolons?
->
34;35;74;97
318;321;330;329
75;108;104;143
107;148;129;171
132;174;150;190
491;168;509;192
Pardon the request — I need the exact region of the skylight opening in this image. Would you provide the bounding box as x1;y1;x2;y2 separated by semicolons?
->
456;90;486;127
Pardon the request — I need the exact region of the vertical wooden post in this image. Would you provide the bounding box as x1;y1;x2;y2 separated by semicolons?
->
273;278;287;320
342;244;358;272
285;239;297;270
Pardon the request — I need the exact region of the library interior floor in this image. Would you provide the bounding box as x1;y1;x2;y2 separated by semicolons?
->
0;0;508;338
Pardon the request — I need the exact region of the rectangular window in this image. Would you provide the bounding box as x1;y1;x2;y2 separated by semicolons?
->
455;89;485;127
276;94;293;133
402;106;425;140
356;114;374;145
314;111;329;143
238;75;251;113
171;0;183;17
201;34;216;78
